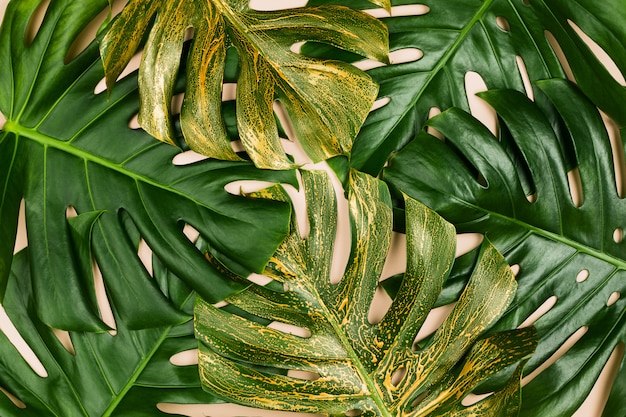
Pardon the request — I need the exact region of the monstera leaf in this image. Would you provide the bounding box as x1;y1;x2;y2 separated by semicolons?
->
0;0;296;332
100;0;390;169
194;170;537;416
385;79;626;416
0;248;227;416
305;0;626;174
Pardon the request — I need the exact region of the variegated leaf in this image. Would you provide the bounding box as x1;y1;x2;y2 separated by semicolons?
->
194;169;537;416
100;0;389;169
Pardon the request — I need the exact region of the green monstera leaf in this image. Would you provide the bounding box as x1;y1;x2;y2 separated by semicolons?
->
305;0;626;175
100;0;390;169
194;169;537;416
0;248;226;416
0;0;296;332
385;80;626;416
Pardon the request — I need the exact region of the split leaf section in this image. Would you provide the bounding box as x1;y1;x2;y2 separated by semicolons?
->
385;80;626;416
100;0;390;169
306;0;626;174
195;170;536;416
0;0;296;332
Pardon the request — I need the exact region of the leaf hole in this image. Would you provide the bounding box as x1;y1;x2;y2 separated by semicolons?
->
248;0;307;11
171;92;185;116
287;369;320;381
426;107;444;140
346;409;363;417
0;387;26;409
413;303;456;347
222;83;237;102
14;199;27;254
456;233;484;257
573;343;624;416
518;295;557;328
613;228;623;243
95;50;142;94
510;263;521;277
51;328;75;355
93;258;117;335
391;366;407;386
495;16;510;32
24;0;50;46
601;111;626;197
516;55;534;100
567;167;584;207
526;192;537;203
224;180;277;196
462;391;494;406
568;20;626;86
368;285;393;325
65;4;117;64
364;4;430;18
290;41;306;54
127;113;141;130
545;31;575;82
170;348;198;366
267;321;311;338
576;269;590;283
137;238;154;277
522;326;587;385
465;71;498;137
607;291;620;307
411;390;431;407
182;223;200;244
247;273;274;286
0;305;48;377
353;48;423;71
172;150;209;165
371;97;390;112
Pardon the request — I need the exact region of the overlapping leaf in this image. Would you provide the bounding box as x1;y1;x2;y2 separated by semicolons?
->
306;0;626;174
0;0;296;331
194;169;536;416
385;80;626;416
0;248;227;416
100;0;390;169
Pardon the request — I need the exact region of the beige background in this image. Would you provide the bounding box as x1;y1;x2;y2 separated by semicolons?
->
0;0;621;416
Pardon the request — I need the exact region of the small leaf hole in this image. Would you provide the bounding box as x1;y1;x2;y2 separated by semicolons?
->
568;20;626;86
545;30;575;82
426;107;444;140
391;366;407;386
518;295;557;328
364;4;430;18
93;258;117;335
496;16;510;32
371;97;390;112
567;167;584;207
267;322;311;338
516;56;534;100
287;369;320;381
465;71;498;137
0;387;26;409
613;228;623;243
172;150;209;165
170;349;198;366
249;0;307;11
607;291;620;307
346;409;364;416
51;328;75;355
510;264;521;277
137;238;154;277
576;269;590;283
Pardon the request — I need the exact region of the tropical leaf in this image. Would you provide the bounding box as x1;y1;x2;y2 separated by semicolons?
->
0;247;228;416
100;0;390;169
194;169;537;416
305;0;626;175
0;0;296;332
384;79;626;416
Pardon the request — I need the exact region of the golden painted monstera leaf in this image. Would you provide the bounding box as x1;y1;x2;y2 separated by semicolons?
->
100;0;389;169
194;170;537;416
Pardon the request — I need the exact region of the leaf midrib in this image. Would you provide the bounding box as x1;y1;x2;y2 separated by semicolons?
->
2;122;236;220
447;192;626;270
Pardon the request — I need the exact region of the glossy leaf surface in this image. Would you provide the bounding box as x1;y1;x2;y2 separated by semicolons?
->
0;0;296;331
306;0;626;174
195;170;536;416
385;80;626;416
100;0;389;169
0;249;224;416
